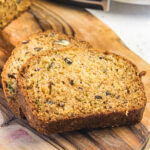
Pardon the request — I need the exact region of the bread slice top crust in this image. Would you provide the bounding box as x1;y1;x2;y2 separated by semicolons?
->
17;48;147;123
2;31;91;106
0;0;32;29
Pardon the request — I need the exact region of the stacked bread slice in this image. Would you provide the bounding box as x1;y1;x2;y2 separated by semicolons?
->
2;31;147;135
2;30;91;117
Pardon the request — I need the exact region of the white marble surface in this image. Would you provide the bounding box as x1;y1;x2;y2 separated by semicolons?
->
87;1;150;64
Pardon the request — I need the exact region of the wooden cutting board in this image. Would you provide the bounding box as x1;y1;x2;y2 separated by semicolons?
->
0;0;150;149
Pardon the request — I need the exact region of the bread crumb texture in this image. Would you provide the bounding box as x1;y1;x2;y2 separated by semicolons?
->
19;49;146;122
0;0;32;28
2;31;90;104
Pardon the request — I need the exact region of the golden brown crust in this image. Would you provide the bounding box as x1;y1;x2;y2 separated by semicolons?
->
17;85;145;135
16;48;147;135
1;30;91;118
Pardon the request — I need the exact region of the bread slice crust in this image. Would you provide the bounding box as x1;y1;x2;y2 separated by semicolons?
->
2;31;91;117
17;48;147;135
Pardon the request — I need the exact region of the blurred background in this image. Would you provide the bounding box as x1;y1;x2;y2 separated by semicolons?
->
87;1;150;64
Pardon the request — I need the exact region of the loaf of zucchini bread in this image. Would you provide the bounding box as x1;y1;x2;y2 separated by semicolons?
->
2;31;91;117
0;0;32;29
17;48;147;135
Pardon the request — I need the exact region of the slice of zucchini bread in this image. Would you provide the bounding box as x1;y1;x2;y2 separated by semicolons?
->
0;0;32;29
2;31;91;117
17;48;147;135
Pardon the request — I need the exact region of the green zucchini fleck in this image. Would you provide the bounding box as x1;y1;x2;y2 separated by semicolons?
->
8;80;14;93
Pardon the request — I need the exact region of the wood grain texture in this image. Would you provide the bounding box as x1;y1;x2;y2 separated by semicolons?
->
2;12;42;47
0;0;150;149
0;33;14;52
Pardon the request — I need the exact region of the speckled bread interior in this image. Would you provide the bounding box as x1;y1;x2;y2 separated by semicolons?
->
17;48;147;135
1;31;91;117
